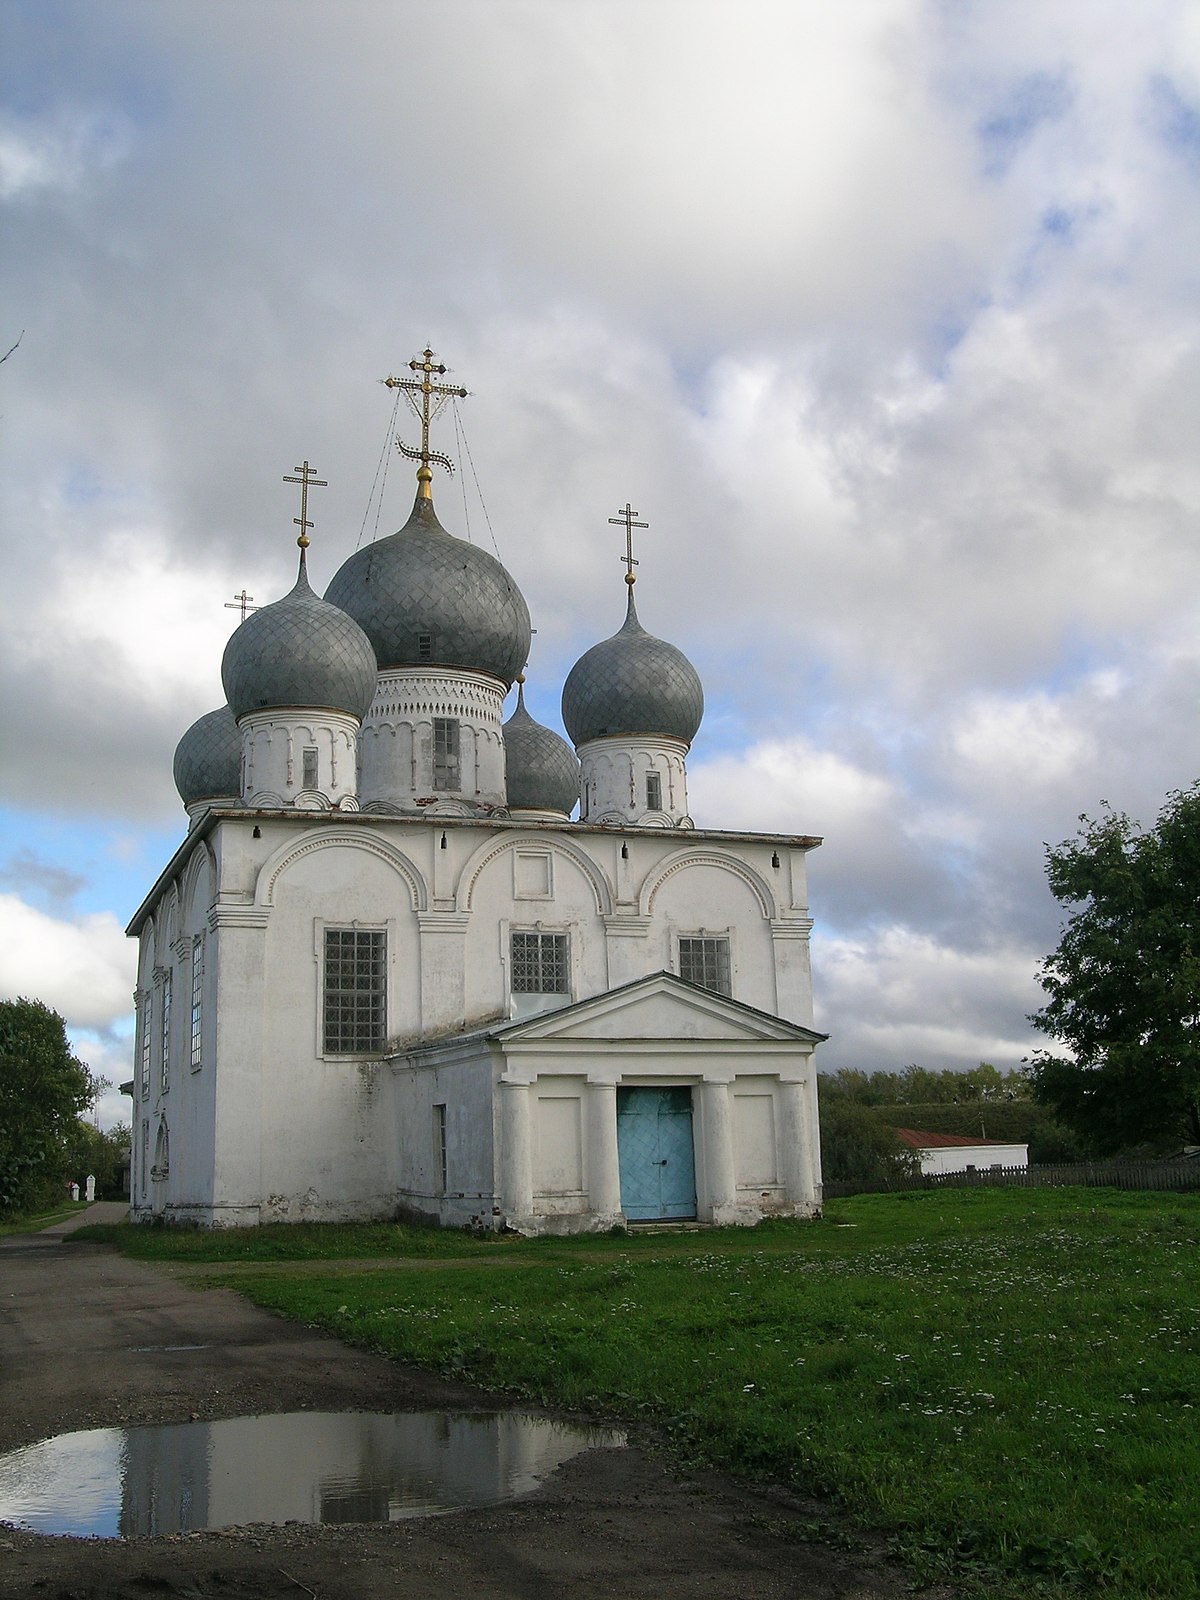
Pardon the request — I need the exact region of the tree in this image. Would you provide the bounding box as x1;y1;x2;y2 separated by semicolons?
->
817;1093;922;1185
0;999;103;1217
1028;784;1200;1153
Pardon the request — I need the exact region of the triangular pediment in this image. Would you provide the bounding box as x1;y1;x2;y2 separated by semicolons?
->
492;971;824;1046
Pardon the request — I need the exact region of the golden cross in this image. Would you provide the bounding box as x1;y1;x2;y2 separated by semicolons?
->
608;502;648;586
383;347;468;497
224;589;259;622
283;460;328;551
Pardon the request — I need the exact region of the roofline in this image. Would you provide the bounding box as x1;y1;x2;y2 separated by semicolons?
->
398;970;828;1058
126;807;823;937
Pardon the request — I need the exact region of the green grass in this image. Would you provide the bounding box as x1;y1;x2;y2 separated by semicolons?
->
0;1200;90;1237
85;1190;1200;1597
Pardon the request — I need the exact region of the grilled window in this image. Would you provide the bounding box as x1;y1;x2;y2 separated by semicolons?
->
679;936;731;996
323;928;387;1054
189;938;203;1069
302;747;319;789
432;718;460;791
646;771;662;811
433;1104;447;1194
139;992;152;1098
418;632;433;661
160;971;172;1092
510;931;570;994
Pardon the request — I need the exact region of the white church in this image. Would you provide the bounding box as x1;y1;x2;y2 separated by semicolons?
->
126;352;826;1232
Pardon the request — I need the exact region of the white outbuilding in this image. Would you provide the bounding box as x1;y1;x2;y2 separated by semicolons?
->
127;358;826;1232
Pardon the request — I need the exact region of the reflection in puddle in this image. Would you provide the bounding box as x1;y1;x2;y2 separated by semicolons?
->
0;1411;626;1538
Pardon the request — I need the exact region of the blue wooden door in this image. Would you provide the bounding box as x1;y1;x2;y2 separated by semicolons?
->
616;1087;697;1221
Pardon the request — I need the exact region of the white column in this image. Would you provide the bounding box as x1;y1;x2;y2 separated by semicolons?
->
497;1080;533;1227
586;1081;622;1221
779;1077;817;1213
699;1079;737;1223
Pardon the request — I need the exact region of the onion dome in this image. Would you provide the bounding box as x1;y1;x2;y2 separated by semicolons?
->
221;557;378;721
173;705;241;807
562;586;704;746
324;487;531;687
503;680;580;815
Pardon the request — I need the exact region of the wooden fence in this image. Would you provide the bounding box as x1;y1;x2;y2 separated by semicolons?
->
824;1160;1200;1200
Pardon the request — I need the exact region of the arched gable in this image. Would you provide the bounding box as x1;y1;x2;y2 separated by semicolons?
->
457;832;614;916
640;848;778;921
156;884;181;962
254;826;429;913
181;838;217;928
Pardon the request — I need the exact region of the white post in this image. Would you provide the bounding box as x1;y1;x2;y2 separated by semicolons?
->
586;1081;622;1223
699;1080;738;1223
779;1077;817;1213
497;1080;533;1227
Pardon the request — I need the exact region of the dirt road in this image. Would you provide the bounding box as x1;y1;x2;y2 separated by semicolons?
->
0;1220;950;1599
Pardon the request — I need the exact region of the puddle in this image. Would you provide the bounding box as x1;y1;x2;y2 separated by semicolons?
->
0;1411;626;1538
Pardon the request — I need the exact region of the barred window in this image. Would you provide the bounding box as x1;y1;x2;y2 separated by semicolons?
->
433;1103;447;1194
646;771;662;810
189;938;204;1069
432;718;460;791
323;928;387;1054
302;747;319;789
139;993;152;1099
160;971;172;1092
511;931;569;994
679;936;731;996
418;632;433;661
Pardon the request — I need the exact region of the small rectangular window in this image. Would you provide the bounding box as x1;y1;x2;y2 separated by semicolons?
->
139;993;152;1099
160;971;172;1092
140;1121;149;1199
679;936;731;996
418;632;433;661
323;928;387;1054
189;938;203;1070
302;747;319;790
432;718;460;791
511;931;570;994
646;771;662;811
433;1104;447;1194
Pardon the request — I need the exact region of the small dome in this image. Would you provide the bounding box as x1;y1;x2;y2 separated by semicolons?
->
562;588;704;747
222;559;378;721
324;490;531;687
173;705;241;807
503;683;580;816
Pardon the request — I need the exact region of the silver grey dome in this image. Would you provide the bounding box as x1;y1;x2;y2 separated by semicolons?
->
562;587;704;747
221;558;378;721
503;684;580;815
324;490;531;687
173;705;241;806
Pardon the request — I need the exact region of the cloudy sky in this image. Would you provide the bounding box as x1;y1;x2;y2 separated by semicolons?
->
3;0;1198;1128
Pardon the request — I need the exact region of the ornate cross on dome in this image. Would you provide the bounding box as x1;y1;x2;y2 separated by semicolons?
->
283;460;328;552
224;589;259;623
609;502;648;586
384;347;468;498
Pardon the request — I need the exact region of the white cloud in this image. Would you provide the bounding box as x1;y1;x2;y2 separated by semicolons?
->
0;894;133;1032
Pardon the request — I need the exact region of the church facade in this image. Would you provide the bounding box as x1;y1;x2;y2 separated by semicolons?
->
127;356;825;1231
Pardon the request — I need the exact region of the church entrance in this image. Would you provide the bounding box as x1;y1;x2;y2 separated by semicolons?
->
616;1087;697;1221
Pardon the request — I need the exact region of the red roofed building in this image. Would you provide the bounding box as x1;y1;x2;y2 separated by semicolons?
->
894;1127;1029;1177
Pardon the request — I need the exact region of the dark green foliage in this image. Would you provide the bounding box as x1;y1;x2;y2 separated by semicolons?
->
817;1093;921;1183
61;1120;130;1200
1030;785;1200;1153
822;1061;1030;1106
0;998;102;1217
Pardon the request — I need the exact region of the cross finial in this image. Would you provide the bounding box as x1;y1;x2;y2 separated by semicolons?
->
383;346;468;500
283;459;328;556
608;501;648;586
224;589;259;623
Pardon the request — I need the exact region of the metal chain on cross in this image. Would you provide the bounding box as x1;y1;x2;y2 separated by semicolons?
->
609;501;648;587
383;347;468;498
283;459;328;568
224;589;259;623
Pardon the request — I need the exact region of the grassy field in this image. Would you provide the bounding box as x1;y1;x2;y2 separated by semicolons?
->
78;1189;1199;1598
0;1200;90;1238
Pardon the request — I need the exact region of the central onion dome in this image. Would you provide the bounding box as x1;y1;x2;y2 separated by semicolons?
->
221;559;378;721
503;680;580;816
173;704;241;808
562;586;704;746
324;489;531;687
